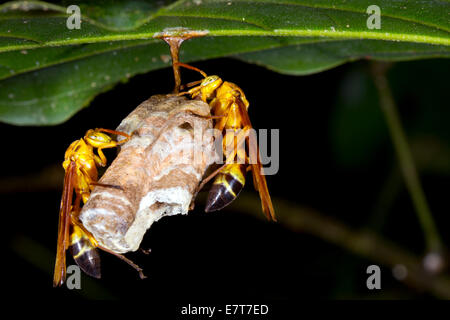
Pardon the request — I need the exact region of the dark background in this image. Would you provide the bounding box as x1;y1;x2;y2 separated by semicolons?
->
1;55;449;302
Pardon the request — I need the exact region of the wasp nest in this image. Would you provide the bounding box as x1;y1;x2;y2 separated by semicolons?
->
79;95;218;253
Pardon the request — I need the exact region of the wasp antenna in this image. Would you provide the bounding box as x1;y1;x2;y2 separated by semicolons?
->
174;62;207;78
180;79;203;90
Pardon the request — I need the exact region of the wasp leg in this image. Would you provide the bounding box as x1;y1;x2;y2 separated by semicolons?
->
71;206;146;279
98;245;146;280
69;213;99;247
192;126;248;198
140;248;152;255
89;181;124;191
93;131;130;167
94;144;115;167
70;213;145;279
97;128;131;143
197;114;226;120
78;167;123;201
190;125;250;206
180;79;203;91
193;163;228;196
189;162;229;211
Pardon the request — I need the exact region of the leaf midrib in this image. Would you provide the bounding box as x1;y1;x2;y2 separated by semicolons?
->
0;0;448;53
0;14;449;55
220;0;450;33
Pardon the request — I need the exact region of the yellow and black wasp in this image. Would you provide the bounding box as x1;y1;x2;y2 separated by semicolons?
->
176;62;276;221
53;128;145;287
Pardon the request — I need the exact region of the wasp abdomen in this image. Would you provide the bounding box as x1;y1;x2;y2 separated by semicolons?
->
69;225;101;279
205;164;246;212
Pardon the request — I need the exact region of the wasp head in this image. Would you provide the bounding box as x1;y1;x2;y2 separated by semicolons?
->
199;75;223;99
84;129;112;147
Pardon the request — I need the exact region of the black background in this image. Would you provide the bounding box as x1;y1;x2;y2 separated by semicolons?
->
1;53;449;303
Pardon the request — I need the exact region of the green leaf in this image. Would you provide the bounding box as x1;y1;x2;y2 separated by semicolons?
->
0;0;448;125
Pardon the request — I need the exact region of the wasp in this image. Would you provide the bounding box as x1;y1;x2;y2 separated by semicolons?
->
175;63;276;221
53;128;145;287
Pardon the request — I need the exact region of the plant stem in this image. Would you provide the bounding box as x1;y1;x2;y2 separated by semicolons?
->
234;194;450;299
162;37;184;93
370;62;442;253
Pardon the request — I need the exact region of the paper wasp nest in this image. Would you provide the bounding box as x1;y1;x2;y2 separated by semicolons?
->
79;95;218;253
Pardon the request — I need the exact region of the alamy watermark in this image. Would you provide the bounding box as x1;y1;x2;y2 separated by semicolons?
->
189;125;280;176
366;5;381;30
66;265;81;289
66;5;81;30
366;265;381;290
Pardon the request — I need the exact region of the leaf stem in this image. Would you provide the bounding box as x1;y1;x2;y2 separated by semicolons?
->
234;194;450;299
1;30;450;54
370;61;442;253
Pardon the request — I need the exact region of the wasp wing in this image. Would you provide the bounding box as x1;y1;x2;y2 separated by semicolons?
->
53;161;75;287
236;99;276;221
